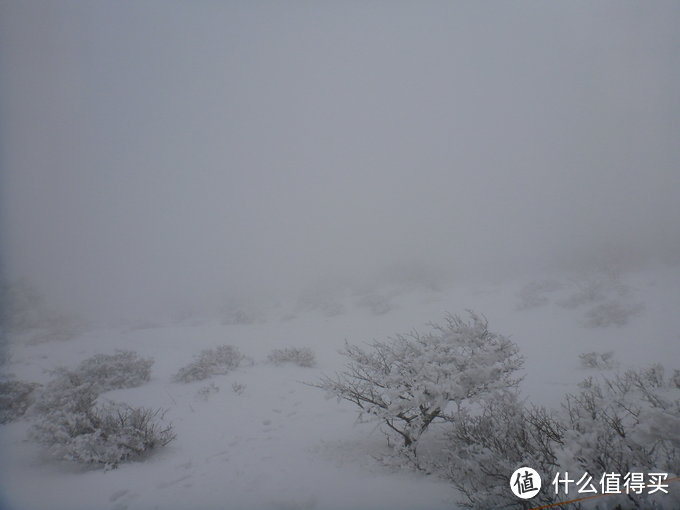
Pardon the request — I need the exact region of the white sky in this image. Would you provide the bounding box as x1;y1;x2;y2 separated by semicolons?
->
1;1;679;318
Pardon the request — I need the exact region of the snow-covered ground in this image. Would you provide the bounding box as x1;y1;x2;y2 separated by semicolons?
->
2;264;679;510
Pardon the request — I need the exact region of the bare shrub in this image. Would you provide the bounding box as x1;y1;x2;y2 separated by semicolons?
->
173;345;244;383
267;347;316;368
316;312;523;453
0;378;40;423
582;300;644;328
578;351;617;370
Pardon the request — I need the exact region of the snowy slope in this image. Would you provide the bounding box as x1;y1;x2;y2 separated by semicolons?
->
1;264;679;510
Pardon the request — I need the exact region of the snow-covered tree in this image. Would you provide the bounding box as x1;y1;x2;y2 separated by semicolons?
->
444;391;566;509
443;365;680;510
556;365;680;509
318;312;524;452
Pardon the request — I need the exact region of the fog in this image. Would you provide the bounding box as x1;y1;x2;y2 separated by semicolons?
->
1;1;679;321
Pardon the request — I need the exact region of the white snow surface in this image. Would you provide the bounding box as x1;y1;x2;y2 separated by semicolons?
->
1;265;679;510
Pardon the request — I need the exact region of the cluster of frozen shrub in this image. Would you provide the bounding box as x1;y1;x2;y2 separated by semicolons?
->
516;274;645;329
71;350;154;392
318;312;680;509
355;292;395;315
267;346;316;367
0;378;40;423
8;341;312;464
173;344;245;382
579;350;617;370
173;344;316;383
220;305;265;325
19;341;319;464
2;351;175;469
515;279;563;310
445;365;680;509
296;283;346;317
582;300;645;328
31;384;175;468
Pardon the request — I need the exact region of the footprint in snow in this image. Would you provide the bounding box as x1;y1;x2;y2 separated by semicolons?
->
156;474;192;489
175;460;193;470
110;490;128;502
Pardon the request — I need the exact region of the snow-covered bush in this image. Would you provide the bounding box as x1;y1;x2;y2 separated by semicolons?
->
559;279;608;309
582;300;644;328
442;365;680;509
220;304;265;325
0;378;40;423
31;399;174;468
515;280;563;310
316;300;345;317
444;391;566;509
578;350;617;370
267;347;316;368
231;381;246;395
297;284;346;317
356;292;395;315
73;351;153;392
30;370;174;468
31;368;99;417
173;345;244;383
317;312;524;452
561;366;680;479
79;404;174;467
196;382;220;400
558;274;630;310
31;350;153;418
